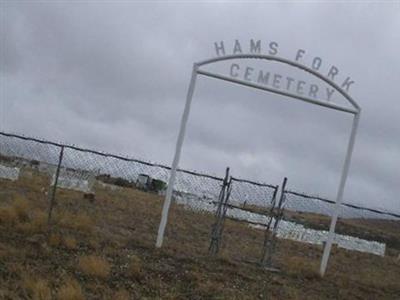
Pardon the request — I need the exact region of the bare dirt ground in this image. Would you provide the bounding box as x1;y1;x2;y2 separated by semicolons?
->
0;167;399;299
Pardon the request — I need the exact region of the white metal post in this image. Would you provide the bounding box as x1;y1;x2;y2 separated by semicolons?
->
320;112;360;276
156;64;198;248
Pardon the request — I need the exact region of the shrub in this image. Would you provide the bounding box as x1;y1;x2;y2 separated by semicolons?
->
287;256;320;280
59;212;94;233
63;236;77;250
30;160;40;166
127;255;142;279
57;278;84;300
24;277;52;300
31;211;47;233
97;174;133;188
149;179;167;193
0;207;18;225
113;289;130;300
24;211;47;234
48;233;62;247
78;255;110;279
73;214;94;232
12;197;30;222
114;177;133;188
88;238;99;250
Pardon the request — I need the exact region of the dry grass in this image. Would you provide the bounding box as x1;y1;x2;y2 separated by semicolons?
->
72;213;95;233
0;244;8;259
58;212;94;233
78;255;111;279
113;289;130;300
0;206;18;225
127;254;142;279
12;196;30;222
286;256;321;280
1;165;399;299
63;236;78;250
16;210;47;234
56;278;85;300
31;211;48;228
0;197;47;234
48;233;62;247
88;238;99;250
24;277;52;300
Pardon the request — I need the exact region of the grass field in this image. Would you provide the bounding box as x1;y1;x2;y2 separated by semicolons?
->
0;166;399;299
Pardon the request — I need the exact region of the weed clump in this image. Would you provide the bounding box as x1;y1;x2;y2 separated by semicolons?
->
12;197;30;222
48;233;62;247
88;238;99;250
17;211;47;234
286;256;320;280
24;277;52;300
0;196;31;225
127;254;142;279
78;255;110;279
113;289;130;300
57;278;85;300
59;212;94;233
0;206;18;225
63;236;78;250
73;213;94;232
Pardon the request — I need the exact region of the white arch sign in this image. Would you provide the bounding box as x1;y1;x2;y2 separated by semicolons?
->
156;40;361;277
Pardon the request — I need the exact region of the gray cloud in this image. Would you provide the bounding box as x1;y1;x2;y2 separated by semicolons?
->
1;1;399;213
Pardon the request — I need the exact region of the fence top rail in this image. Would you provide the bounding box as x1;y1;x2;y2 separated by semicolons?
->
230;176;278;189
285;190;400;219
0;131;169;166
0;131;226;181
285;190;335;203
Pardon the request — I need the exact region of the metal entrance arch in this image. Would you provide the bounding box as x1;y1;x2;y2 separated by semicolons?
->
155;54;361;276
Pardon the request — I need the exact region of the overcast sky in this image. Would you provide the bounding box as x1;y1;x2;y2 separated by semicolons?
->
1;1;399;213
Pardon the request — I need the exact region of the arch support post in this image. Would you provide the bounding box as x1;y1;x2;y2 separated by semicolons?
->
156;64;198;248
320;111;360;276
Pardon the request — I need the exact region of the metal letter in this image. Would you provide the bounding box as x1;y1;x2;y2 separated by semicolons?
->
272;73;282;89
297;80;306;95
269;41;278;55
250;39;261;54
244;66;254;81
214;41;225;56
295;49;305;62
327;65;339;80
230;63;240;77
285;77;295;90
312;57;322;71
326;88;335;101
257;70;270;85
309;84;319;98
233;39;242;54
341;77;355;92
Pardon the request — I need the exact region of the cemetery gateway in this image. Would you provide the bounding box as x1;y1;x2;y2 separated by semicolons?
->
157;39;361;277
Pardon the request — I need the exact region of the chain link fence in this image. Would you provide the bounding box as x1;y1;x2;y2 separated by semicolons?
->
1;131;399;265
281;188;400;257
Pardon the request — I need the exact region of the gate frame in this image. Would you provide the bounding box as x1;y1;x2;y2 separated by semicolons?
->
155;54;361;277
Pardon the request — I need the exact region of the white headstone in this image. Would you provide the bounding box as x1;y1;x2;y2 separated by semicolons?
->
0;165;19;181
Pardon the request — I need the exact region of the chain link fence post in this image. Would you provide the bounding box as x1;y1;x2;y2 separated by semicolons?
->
209;167;231;256
261;185;278;265
261;177;287;269
47;145;64;226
